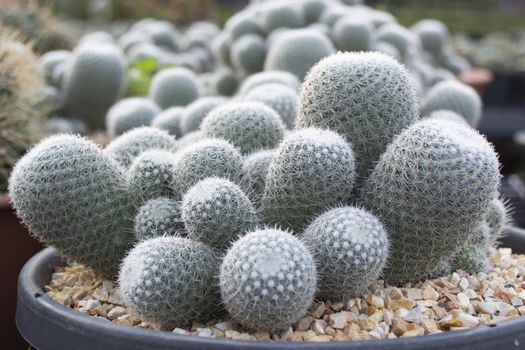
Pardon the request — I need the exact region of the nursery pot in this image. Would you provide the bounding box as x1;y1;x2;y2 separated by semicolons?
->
16;227;525;350
459;67;493;98
0;194;43;349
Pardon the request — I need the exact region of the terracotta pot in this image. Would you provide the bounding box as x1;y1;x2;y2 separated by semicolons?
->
0;194;43;350
460;68;494;98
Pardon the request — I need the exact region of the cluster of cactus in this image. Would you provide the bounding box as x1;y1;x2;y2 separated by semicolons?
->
134;197;183;241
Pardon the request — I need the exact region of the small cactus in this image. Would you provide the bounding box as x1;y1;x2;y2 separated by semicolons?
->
181;178;258;249
261;3;305;34
301;206;389;302
179;97;226;135
240;149;275;208
421;80;482;127
106;97;160;138
174;130;205;152
151;107;185;138
119;236;220;329
9;135;134;277
411;19;449;55
361;119;500;284
149;67;201;109
209;67;238;96
374;23;419;60
134;197;184;241
225;12;262;41
264;29;335;80
238;70;300;95
231;34;266;74
244;83;298;129
262;128;356;232
127;150;177;205
105;127;177;168
173;138;243;195
332;17;373;52
200;101;285;154
219;228;317;332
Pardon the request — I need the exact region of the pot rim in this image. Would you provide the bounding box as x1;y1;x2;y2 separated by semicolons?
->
16;227;525;350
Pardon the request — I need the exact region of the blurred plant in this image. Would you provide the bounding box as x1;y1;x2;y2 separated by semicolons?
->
0;0;75;53
126;57;178;96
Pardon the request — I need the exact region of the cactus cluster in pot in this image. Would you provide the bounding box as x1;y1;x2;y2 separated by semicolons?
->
8;0;507;336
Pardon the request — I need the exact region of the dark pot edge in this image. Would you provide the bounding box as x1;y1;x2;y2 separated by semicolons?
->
16;227;525;350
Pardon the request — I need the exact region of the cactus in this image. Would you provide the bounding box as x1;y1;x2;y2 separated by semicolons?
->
173;138;243;195
264;29;335;80
45;117;88;135
261;3;305;34
301;206;389;302
127;150;177;205
151;107;185;138
0;28;45;193
219;228;317;332
296;52;419;183
421;80;482;127
179;97;226;135
105;127;177;168
225;13;262;41
40;50;71;82
486;197;510;239
174;131;205;152
149;67;201;109
209;67;238;96
118;236;220;329
360;119;500;285
238;70;300;95
262;128;356;232
106;97;160;138
244;83;298;129
332;17;373;52
427;110;468;125
211;32;232;66
134;197;184;241
9;135;134;277
301;0;329;24
240;149;275;208
200;101;285;154
374;23;419;60
411;19;449;55
370;41;402;61
231;34;266;74
61;43;126;130
181;178;258;250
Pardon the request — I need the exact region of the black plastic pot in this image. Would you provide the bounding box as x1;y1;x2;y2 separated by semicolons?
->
17;227;525;350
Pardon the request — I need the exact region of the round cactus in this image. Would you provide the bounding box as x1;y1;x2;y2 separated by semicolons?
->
105;127;177;168
225;12;262;41
261;3;305;34
374;23;419;59
452;245;490;274
173;138;243;195
151;107;185;138
127;150;177;205
61;43;126;130
174;130;205;152
230;34;266;74
40;50;71;81
262;128;357;232
106;97;160;138
179;97;226;135
264;29;335;80
9;135;134;277
219;228;317;332
301;206;389;302
370;41;402;61
486;197;509;239
181;178;258;249
211;32;231;66
421;80;482;127
360;119;500;284
134;197;184;241
209;67;238;96
411;19;449;55
427;110;468;125
149;67;201;109
244;83;298;128
240;149;275;208
302;0;330;24
332;17;373;52
118;237;220;329
238;70;300;95
296;52;419;182
200;101;285;154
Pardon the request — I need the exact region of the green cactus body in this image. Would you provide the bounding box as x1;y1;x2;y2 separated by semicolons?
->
244;83;298;128
238;70;300;95
219;228;316;332
240;149;275;208
174;131;205;152
374;23;419;60
411;19;449;55
61;43;126;130
118;236;220;328
149;67;201;109
421;80;482;127
106;97;160;138
181;178;258;249
134;197;184;241
264;29;335;80
301;206;389;302
261;3;305;34
179;97;226;135
296;52;419;183
262;128;356;232
211;32;232;66
40;50;71;81
370;41;402;62
173;138;243;195
105;127;177;168
209;68;238;96
360;119;500;285
302;0;330;24
200;101;285;154
151;107;185;138
127;150;177;205
231;34;266;74
9;135;134;277
225;13;262;41
332;17;373;52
